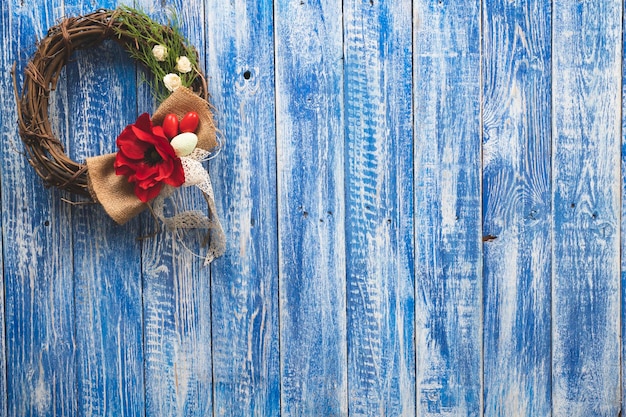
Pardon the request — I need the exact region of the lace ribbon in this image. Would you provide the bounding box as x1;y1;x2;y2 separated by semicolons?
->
150;149;226;265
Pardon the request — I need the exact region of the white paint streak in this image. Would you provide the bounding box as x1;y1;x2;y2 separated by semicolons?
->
33;359;50;414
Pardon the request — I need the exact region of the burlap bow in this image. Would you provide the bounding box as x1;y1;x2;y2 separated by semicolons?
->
85;87;225;264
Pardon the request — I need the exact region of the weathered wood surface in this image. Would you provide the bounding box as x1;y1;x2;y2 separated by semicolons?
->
205;0;280;415
344;0;415;415
137;1;215;416
2;2;75;416
274;0;347;415
66;0;145;415
1;0;626;416
482;0;552;415
414;1;483;415
551;1;622;416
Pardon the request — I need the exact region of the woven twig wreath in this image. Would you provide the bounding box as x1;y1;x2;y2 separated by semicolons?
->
14;7;208;197
13;7;225;264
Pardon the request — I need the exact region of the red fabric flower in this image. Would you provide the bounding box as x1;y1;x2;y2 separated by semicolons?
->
114;113;185;202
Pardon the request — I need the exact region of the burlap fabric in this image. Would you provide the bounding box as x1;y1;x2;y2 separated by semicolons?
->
152;86;217;151
86;87;218;224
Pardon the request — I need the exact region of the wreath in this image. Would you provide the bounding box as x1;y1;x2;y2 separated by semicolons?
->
13;7;225;264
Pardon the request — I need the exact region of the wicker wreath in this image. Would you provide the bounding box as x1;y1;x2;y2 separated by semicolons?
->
13;7;225;263
14;8;208;197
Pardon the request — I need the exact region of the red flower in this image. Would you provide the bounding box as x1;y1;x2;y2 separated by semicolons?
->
114;113;185;202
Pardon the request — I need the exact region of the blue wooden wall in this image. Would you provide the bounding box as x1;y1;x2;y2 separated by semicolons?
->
0;0;622;415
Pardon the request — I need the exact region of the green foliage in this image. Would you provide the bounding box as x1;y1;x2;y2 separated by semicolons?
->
112;6;200;102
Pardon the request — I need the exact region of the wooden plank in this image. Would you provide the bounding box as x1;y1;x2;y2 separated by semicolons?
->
481;1;552;415
63;0;145;415
413;1;483;415
343;0;415;415
274;0;347;415
552;1;621;416
137;1;213;415
204;0;280;415
1;1;76;415
0;3;11;416
622;1;626;412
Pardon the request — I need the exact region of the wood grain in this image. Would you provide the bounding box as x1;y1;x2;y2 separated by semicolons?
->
622;3;626;412
63;1;146;415
481;1;552;415
551;1;622;416
138;1;213;416
5;0;626;415
274;0;348;415
0;1;12;415
343;0;415;415
2;1;77;416
205;0;281;415
414;1;483;415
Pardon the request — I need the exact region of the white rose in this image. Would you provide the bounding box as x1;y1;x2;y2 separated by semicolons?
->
163;73;182;92
175;56;193;73
152;44;168;61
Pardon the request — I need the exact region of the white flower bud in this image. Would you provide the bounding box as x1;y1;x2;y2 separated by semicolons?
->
175;56;193;73
163;73;182;92
152;44;168;61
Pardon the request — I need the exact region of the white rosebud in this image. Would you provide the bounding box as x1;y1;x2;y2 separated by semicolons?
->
175;56;193;73
152;44;168;61
163;73;182;92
